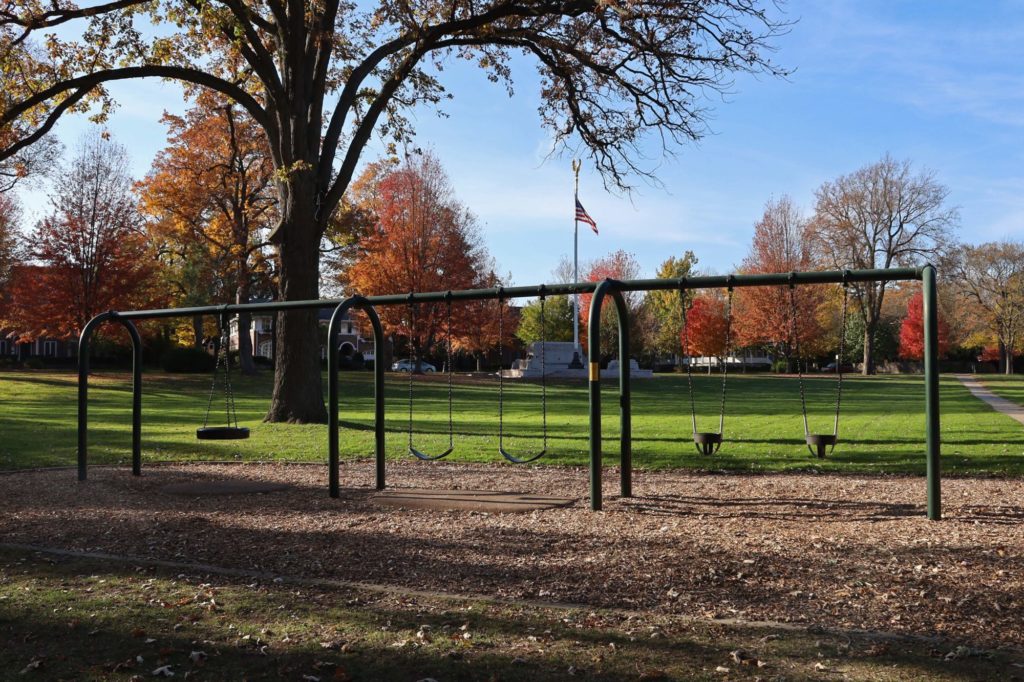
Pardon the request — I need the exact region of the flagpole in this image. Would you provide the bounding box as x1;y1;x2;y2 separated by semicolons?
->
571;159;583;368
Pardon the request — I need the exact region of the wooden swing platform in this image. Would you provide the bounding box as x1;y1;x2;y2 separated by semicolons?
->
370;488;575;513
161;480;292;496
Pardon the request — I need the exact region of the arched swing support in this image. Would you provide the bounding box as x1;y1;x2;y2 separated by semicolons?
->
587;279;633;510
328;296;386;498
77;311;144;480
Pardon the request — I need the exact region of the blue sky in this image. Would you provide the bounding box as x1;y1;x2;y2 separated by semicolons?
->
19;1;1024;287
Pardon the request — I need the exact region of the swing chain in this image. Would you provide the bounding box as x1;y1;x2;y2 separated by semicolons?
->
407;293;415;451
789;274;810;437
679;281;698;436
834;272;850;437
497;287;505;446
538;284;547;452
720;278;734;436
445;291;454;450
202;312;240;430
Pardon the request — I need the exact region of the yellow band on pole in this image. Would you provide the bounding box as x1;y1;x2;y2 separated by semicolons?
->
589;362;600;381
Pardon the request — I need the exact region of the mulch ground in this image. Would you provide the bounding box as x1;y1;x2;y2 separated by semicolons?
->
2;461;1022;650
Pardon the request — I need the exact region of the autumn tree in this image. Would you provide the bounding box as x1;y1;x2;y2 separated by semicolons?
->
810;155;958;374
516;295;575;346
682;294;729;373
4;133;155;340
0;192;19;289
953;241;1024;374
732;196;824;365
1;0;788;422
644;251;698;362
898;291;949;361
137;95;277;373
344;153;504;369
579;249;643;358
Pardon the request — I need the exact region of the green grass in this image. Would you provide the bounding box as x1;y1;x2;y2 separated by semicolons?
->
972;374;1024;407
2;369;1024;475
1;546;1017;681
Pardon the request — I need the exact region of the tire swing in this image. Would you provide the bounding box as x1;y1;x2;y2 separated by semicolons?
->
788;274;849;458
196;313;250;440
406;294;455;461
680;282;734;455
496;287;547;464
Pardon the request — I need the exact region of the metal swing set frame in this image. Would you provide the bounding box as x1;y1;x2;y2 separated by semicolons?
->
76;265;943;520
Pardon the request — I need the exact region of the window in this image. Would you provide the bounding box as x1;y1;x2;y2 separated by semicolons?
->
0;340;7;355
43;340;58;357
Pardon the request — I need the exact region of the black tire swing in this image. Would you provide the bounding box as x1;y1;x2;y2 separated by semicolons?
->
406;294;455;461
197;312;250;440
496;287;547;464
788;273;849;458
680;280;734;455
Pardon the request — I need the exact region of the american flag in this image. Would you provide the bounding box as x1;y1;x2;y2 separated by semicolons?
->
575;197;598;234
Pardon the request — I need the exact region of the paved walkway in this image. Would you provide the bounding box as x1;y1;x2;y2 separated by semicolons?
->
954;374;1024;426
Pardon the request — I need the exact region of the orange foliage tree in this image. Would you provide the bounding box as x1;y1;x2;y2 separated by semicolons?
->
682;294;729;367
732;196;824;360
898;291;949;360
5;134;156;340
138;95;277;371
344;153;506;365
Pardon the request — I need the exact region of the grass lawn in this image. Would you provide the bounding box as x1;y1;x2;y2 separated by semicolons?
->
972;374;1024;407
1;545;1017;681
2;369;1023;475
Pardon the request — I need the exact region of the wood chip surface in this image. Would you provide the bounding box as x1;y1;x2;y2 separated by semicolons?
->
1;461;1021;647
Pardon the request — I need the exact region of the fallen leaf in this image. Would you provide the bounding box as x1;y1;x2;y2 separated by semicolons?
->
19;658;43;674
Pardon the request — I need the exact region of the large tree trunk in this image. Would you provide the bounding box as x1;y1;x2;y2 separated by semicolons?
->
192;315;204;347
265;199;327;423
236;274;256;376
862;323;875;376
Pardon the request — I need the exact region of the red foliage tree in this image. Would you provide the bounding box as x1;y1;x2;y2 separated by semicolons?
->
898;291;949;360
578;249;642;356
4;134;156;341
732;196;824;355
344;153;506;364
682;294;729;359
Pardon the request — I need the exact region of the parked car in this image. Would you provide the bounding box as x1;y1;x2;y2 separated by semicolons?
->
391;359;436;373
822;361;856;373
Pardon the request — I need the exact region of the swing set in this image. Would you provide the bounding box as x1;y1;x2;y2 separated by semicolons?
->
75;266;942;519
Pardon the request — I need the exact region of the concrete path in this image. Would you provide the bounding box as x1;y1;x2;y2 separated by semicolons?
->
954;374;1024;426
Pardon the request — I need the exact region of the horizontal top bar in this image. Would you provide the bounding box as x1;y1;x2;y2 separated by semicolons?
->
113;266;927;320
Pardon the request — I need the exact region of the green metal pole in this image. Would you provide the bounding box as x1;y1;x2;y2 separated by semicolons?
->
365;304;387;491
922;264;941;520
120;319;144;476
612;291;632;498
77;311;117;481
588;280;615;510
327;300;348;498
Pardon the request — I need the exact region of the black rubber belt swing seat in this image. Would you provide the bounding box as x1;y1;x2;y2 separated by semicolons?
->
681;278;734;455
789;272;849;458
496;286;547;464
407;293;455;461
197;312;249;440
